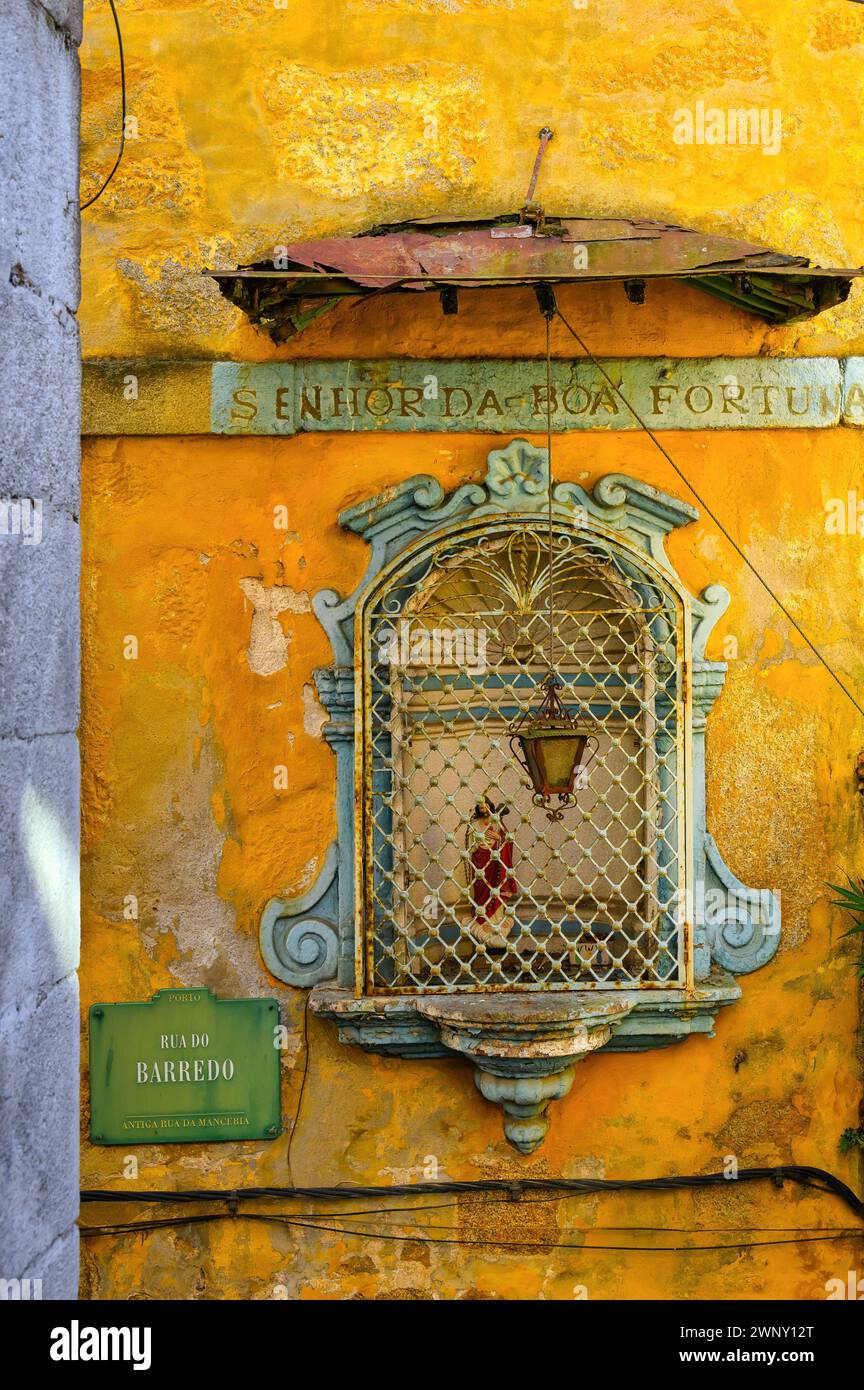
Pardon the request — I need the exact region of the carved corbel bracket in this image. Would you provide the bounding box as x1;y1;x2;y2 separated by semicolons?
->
691;657;728;730
702;833;782;975
474;1070;577;1155
310;982;741;1152
260;842;340;987
416;994;633;1153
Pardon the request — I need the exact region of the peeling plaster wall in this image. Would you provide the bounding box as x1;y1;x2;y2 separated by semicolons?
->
78;0;864;1300
80;414;864;1300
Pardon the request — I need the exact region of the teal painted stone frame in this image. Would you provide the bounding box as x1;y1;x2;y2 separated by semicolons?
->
258;440;782;1150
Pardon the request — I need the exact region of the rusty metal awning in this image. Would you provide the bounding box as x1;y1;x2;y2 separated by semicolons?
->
207;213;863;342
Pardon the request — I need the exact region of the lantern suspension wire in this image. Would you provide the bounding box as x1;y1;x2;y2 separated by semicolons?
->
505;285;600;823
552;305;864;723
545;311;555;674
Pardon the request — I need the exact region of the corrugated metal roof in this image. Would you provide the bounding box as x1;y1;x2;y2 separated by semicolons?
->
207;213;863;342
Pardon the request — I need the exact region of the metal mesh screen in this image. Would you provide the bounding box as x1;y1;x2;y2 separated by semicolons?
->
359;521;689;993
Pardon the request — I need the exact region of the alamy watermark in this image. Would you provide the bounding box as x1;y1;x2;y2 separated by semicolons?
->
376;620;488;676
825;1270;864;1300
672;101;782;157
50;1321;152;1370
824;491;864;537
0;1276;42;1299
669;882;779;933
0;496;42;545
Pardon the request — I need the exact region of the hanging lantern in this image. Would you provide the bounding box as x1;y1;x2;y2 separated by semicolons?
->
510;675;598;820
504;295;601;820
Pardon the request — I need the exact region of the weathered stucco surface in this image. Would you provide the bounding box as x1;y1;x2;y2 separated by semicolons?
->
78;0;863;1299
79;0;864;359
80;407;864;1299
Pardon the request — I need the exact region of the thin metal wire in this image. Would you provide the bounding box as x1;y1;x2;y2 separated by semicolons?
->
554;306;864;721
78;1212;864;1254
545;313;554;673
285;993;310;1186
80;0;126;211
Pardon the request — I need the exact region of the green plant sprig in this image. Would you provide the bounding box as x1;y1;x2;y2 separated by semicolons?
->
828;876;864;979
839;1127;864;1155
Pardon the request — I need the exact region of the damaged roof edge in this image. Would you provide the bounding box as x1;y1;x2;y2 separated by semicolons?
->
205;212;863;342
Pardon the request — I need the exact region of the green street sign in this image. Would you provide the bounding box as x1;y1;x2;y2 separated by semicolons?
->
89;988;281;1145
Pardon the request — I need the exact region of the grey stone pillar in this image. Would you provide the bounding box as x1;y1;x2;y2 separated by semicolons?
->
0;0;82;1300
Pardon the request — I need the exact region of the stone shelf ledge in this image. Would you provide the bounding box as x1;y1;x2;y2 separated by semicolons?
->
310;976;741;1152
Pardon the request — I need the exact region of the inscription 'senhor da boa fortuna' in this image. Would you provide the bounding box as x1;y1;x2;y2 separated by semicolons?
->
209;358;864;434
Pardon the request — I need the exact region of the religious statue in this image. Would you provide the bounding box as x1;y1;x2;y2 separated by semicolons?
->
465;797;518;948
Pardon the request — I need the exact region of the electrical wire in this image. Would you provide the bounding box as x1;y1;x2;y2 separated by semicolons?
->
78;1209;864;1254
85;1187;845;1231
80;0;126;211
552;304;864;721
78;1166;864;1252
81;1165;864;1219
285;992;310;1185
79;1192;864;1236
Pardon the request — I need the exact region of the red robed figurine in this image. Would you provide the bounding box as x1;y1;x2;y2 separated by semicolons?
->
465;796;518;948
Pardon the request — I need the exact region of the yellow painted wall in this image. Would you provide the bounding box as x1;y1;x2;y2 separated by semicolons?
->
78;0;864;1299
79;0;864;359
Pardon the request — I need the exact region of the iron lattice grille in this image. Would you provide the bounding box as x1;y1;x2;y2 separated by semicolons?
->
359;520;690;994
